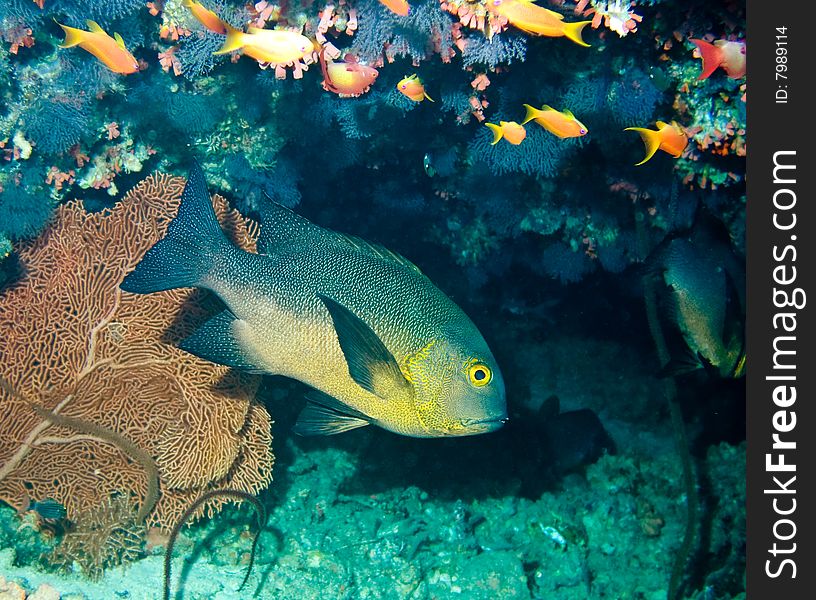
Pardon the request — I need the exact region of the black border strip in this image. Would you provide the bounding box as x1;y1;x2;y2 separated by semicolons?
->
746;1;815;595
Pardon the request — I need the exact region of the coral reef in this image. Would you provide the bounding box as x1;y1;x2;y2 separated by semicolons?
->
0;0;746;596
0;0;745;281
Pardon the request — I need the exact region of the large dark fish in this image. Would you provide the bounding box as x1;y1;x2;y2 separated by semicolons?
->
653;220;745;379
121;164;507;437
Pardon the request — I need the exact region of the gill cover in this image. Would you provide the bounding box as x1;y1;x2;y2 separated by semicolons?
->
400;339;451;429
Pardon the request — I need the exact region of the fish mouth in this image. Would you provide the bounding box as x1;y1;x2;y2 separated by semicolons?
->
445;416;508;436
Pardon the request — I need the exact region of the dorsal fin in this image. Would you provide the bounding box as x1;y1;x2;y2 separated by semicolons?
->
563;109;575;119
258;197;423;274
333;234;424;275
656;120;669;129
257;196;318;254
113;32;126;49
86;20;105;33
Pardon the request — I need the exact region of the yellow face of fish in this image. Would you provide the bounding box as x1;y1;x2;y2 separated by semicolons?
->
399;338;506;436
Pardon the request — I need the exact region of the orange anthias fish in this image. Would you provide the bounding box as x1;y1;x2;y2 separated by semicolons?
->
319;50;379;97
485;121;527;145
625;121;688;165
378;0;411;16
487;0;591;47
57;20;139;74
522;104;588;138
397;75;434;102
215;23;314;65
183;0;228;35
690;38;746;80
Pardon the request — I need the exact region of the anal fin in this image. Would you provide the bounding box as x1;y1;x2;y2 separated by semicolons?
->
179;310;267;373
293;389;371;436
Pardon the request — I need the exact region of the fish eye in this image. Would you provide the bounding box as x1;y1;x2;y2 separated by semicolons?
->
467;362;492;387
580;128;587;135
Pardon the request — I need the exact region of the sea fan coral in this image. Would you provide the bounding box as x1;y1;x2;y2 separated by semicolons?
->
48;0;144;28
0;174;274;532
175;30;225;79
351;0;455;64
321;95;383;139
469;123;576;178
0;176;55;241
166;91;225;136
23;97;92;156
126;84;224;140
0;0;43;28
225;154;302;212
460;31;527;68
607;69;663;125
539;241;596;284
561;76;611;115
56;53;119;96
50;495;144;580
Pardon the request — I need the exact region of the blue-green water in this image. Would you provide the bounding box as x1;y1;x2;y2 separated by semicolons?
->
1;0;745;598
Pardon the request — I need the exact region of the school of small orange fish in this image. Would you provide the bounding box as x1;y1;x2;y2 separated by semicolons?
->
58;0;746;167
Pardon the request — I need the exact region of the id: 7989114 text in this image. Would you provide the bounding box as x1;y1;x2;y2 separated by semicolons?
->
775;26;789;104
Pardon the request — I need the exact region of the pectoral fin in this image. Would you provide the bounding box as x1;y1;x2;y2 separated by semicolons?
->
293;389;371;436
318;294;412;401
657;345;703;378
721;271;746;378
179;310;268;373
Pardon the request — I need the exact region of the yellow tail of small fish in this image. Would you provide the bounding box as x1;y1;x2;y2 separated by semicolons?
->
521;104;540;125
56;21;85;48
625;127;661;166
485;123;504;145
562;21;591;47
213;22;244;54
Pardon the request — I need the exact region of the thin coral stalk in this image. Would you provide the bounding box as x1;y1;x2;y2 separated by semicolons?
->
164;489;266;600
28;404;160;523
635;201;699;600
